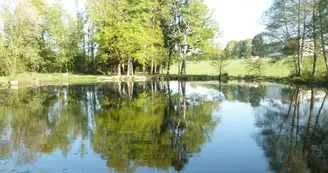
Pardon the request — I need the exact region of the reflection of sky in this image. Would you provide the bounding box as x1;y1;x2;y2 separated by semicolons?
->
1;82;328;173
169;81;225;102
182;101;271;173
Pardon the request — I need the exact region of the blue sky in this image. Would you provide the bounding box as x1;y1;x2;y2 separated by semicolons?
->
49;0;272;47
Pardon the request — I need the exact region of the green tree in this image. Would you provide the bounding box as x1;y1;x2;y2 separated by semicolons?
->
1;0;43;75
172;0;218;75
263;0;314;76
245;58;265;77
0;0;219;76
239;39;252;58
224;40;238;58
210;45;229;78
252;33;268;57
318;0;328;72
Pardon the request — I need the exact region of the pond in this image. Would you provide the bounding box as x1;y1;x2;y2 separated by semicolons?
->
0;81;327;173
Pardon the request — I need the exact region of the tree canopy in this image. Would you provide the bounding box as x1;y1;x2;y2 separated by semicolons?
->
0;0;219;76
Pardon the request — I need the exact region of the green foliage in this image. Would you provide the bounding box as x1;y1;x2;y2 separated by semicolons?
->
238;39;252;58
210;45;230;76
0;0;221;76
252;33;268;57
245;58;265;77
262;0;328;77
0;0;88;75
224;40;238;58
0;1;43;75
224;39;252;59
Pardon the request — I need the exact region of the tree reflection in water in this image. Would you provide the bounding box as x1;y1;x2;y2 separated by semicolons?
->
1;82;328;173
254;87;328;173
0;81;220;173
92;81;220;173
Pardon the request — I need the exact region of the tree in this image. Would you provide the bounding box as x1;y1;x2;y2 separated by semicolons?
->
171;0;218;75
224;40;238;58
312;0;319;76
87;0;168;76
252;33;268;57
225;39;252;59
245;58;265;77
1;0;43;75
0;0;220;76
318;0;328;72
263;0;307;76
210;45;229;78
239;39;252;58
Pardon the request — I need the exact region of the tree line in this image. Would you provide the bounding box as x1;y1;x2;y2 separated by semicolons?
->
263;0;328;77
0;0;219;76
210;34;268;77
213;0;328;78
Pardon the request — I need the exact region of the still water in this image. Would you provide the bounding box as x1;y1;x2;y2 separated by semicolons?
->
0;81;327;173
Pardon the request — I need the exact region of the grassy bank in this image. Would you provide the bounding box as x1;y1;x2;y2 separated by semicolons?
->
168;59;291;77
168;58;328;78
0;73;101;88
1;60;328;89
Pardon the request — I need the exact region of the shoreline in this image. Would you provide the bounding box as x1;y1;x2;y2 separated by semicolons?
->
0;73;327;89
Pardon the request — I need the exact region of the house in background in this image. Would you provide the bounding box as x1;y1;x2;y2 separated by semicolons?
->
266;39;328;58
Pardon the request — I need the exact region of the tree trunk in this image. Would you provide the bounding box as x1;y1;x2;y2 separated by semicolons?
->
300;9;306;76
151;59;154;75
277;88;298;142
154;61;157;74
122;62;125;75
181;35;188;75
293;56;299;74
313;91;328;135
160;64;163;75
312;0;318;77
127;82;134;101
118;82;122;96
131;60;134;76
304;89;314;152
127;57;131;76
297;0;302;76
167;51;172;75
289;90;298;158
318;1;328;72
117;59;121;76
181;81;186;120
219;61;223;78
177;62;181;75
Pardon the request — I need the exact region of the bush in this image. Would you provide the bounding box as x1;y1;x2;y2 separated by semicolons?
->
291;77;307;84
218;73;229;81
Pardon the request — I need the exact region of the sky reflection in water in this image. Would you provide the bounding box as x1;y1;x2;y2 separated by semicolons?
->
0;81;327;173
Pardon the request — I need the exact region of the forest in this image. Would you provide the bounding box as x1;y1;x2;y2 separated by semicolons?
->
0;0;218;76
1;0;328;80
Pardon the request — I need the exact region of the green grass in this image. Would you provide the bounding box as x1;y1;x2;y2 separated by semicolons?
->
168;58;292;77
0;73;102;87
168;57;328;79
1;57;327;88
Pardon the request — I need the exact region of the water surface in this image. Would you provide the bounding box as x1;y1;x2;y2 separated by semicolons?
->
0;81;327;173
